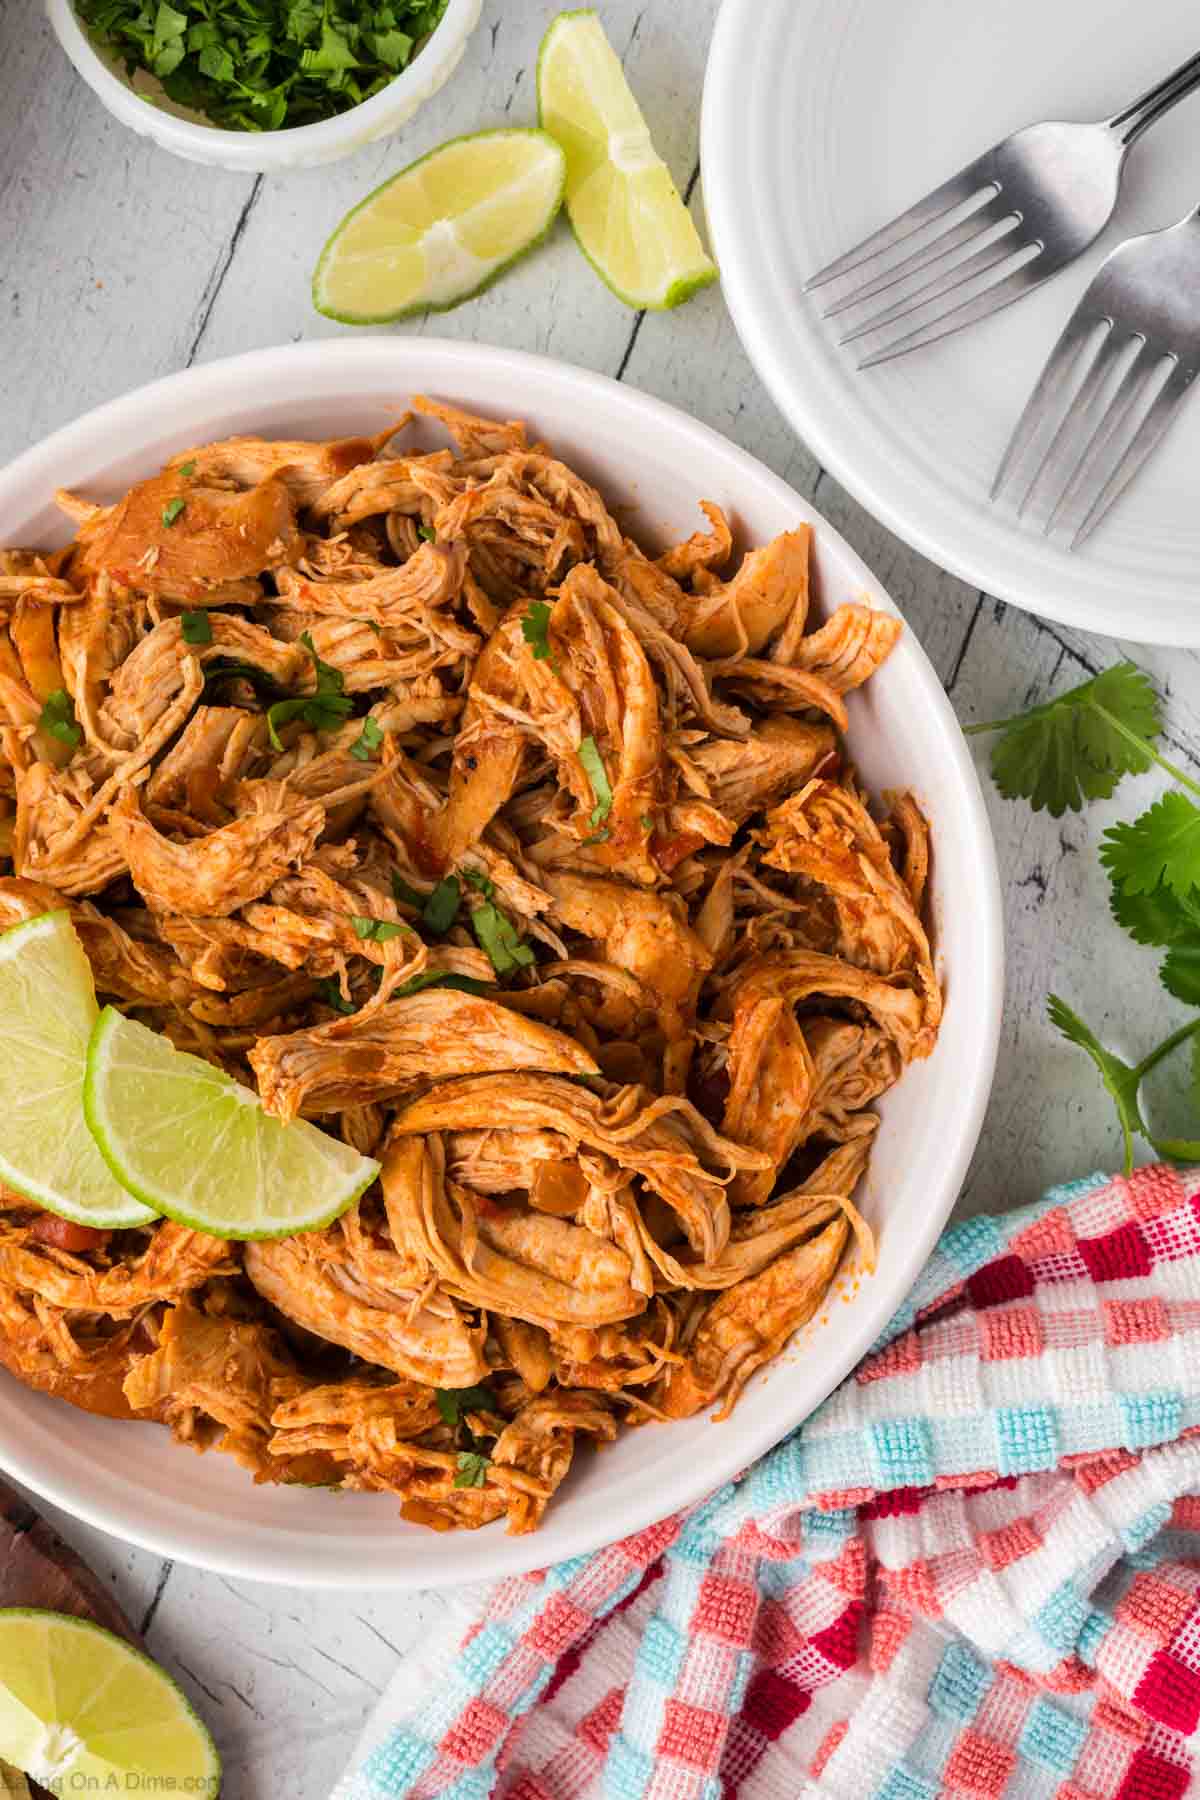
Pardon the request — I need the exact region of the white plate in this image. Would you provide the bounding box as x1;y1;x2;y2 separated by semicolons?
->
0;339;1002;1587
702;0;1200;645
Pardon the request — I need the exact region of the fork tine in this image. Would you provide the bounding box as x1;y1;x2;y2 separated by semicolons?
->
804;170;994;292
857;253;1045;368
1062;360;1195;546
821;202;1015;320
843;233;1030;350
1029;327;1144;525
1044;338;1152;535
991;314;1101;502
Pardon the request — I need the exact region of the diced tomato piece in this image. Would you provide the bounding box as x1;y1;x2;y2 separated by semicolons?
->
29;1213;111;1253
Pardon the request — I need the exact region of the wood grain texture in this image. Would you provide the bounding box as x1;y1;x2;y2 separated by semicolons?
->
4;0;1200;1790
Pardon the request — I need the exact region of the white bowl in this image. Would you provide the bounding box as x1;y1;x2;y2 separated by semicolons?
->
0;339;1003;1587
45;0;483;172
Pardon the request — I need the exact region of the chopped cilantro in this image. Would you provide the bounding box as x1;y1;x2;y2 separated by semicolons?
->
265;631;353;750
436;1383;498;1426
393;971;490;998
351;915;409;943
578;734;613;828
178;459;197;477
582;828;611;847
520;600;555;663
421;875;461;933
462;866;493;896
314;977;355;1014
74;0;450;133
38;689;82;750
391;872;425;911
349;715;384;762
418;522;437;542
640;814;654;832
470;899;535;975
453;1451;491;1489
180;609;213;645
161;496;186;528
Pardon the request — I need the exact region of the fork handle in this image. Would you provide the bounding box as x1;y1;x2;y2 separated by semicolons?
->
1107;50;1200;145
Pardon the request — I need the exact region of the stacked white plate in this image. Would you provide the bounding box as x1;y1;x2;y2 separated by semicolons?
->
703;0;1200;644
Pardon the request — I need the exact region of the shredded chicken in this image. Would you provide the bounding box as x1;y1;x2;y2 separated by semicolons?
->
0;402;940;1533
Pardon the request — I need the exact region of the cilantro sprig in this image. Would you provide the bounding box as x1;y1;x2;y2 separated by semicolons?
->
75;0;450;134
266;632;353;750
966;663;1162;817
973;661;1200;1168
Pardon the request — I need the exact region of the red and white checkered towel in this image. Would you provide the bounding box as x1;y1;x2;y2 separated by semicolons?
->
336;1164;1200;1800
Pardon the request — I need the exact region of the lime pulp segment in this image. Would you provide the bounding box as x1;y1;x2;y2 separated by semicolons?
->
0;912;155;1228
0;1609;219;1793
313;127;567;323
537;9;717;309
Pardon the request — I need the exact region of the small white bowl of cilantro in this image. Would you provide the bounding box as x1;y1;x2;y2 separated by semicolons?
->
46;0;483;172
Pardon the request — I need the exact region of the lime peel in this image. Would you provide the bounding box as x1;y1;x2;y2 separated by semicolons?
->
84;1007;378;1241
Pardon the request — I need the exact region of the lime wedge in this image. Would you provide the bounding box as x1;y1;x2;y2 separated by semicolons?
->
537;9;717;309
84;1007;378;1239
0;912;154;1229
313;127;567;323
0;1609;219;1795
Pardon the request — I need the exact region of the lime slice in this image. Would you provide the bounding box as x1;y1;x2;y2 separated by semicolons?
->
0;912;155;1229
0;1608;219;1794
537;9;717;309
84;1007;379;1239
313;127;567;323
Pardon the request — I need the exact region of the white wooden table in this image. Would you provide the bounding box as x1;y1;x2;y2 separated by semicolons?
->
4;1;1200;1791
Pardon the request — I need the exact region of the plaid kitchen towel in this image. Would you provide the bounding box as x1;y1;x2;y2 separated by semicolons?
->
335;1163;1200;1800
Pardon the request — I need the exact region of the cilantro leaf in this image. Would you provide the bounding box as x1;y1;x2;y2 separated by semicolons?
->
976;662;1160;817
453;1451;491;1489
418;522;437;542
392;971;490;998
462;867;493;896
578;735;613;828
1047;993;1145;1173
265;631;353;750
421;876;461;933
1100;793;1200;900
470;901;535;975
1109;878;1200;948
315;977;355;1014
521;601;555;663
180;609;212;646
178;459;197;477
1160;942;1200;1005
351;915;408;944
391;872;425;911
435;1383;498;1426
161;496;186;528
39;689;82;749
349;715;384;762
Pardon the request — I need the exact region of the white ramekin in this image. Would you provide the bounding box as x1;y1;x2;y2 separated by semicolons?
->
44;0;483;173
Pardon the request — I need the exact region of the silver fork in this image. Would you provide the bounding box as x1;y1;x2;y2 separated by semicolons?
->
991;207;1200;547
805;51;1200;367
